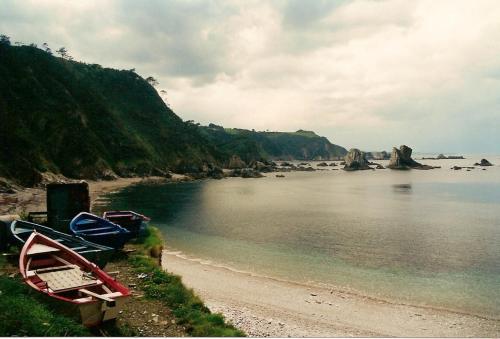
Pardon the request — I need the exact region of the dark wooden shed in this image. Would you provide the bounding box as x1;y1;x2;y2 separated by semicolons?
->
47;182;90;232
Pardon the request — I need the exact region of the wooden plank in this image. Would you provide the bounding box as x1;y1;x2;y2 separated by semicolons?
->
102;284;112;294
50;254;72;266
27;244;60;256
79;288;114;303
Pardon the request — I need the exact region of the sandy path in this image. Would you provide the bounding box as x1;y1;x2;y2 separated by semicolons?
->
162;251;499;337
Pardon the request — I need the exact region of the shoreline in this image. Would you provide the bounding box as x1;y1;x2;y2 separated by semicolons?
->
0;175;192;215
162;249;500;337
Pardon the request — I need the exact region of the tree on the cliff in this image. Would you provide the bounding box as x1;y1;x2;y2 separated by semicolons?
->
42;42;52;55
146;76;159;87
0;34;11;46
56;47;73;60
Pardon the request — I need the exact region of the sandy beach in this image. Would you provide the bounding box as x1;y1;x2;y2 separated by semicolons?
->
162;250;500;337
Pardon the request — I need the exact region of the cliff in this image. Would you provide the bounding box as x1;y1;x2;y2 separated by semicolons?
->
0;43;346;185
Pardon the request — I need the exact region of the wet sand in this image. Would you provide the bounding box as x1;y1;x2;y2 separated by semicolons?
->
162;250;500;337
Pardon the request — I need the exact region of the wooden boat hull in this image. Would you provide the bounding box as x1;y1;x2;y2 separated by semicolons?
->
11;220;114;268
70;212;131;249
19;232;130;326
79;294;129;327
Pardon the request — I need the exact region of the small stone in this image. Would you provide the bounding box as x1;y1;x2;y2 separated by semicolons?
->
310;293;317;296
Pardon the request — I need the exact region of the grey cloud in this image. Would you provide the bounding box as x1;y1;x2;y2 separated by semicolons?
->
1;0;499;153
279;0;346;28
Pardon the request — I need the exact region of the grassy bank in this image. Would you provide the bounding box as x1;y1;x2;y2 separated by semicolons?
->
128;227;245;337
0;226;244;336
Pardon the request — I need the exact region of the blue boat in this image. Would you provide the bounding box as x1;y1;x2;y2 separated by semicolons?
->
69;212;131;249
10;220;114;268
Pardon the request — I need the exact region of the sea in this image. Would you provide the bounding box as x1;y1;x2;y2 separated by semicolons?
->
96;155;500;318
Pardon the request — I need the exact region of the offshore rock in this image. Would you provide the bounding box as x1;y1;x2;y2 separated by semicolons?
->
388;145;437;170
343;149;371;171
474;159;493;166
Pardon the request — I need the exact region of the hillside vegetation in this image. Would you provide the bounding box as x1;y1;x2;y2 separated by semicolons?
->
200;125;347;163
0;41;345;185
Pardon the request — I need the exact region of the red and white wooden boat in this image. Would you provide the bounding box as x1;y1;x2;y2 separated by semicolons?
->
19;232;130;326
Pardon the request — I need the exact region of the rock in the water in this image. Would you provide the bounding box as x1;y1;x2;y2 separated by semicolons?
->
229;168;264;178
317;162;328;167
474;159;493;166
249;160;275;172
343;149;371;171
228;155;247;169
388;145;437;170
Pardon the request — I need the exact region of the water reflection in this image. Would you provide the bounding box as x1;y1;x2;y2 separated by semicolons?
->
392;183;412;194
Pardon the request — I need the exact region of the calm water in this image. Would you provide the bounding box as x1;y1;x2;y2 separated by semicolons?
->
98;157;500;317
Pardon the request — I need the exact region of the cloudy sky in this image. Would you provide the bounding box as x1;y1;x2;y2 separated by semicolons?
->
2;0;500;153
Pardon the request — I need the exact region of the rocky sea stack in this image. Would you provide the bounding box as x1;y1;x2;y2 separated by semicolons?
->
388;145;437;170
343;149;371;171
474;159;493;166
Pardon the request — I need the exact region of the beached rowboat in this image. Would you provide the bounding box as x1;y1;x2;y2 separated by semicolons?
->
70;212;131;249
102;210;150;236
11;220;113;268
19;232;130;326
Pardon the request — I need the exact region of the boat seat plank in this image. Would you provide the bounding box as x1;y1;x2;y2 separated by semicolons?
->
79;288;114;302
27;244;61;256
73;292;122;303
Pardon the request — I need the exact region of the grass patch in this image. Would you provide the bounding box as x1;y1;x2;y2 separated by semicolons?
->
0;275;90;336
130;227;245;337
